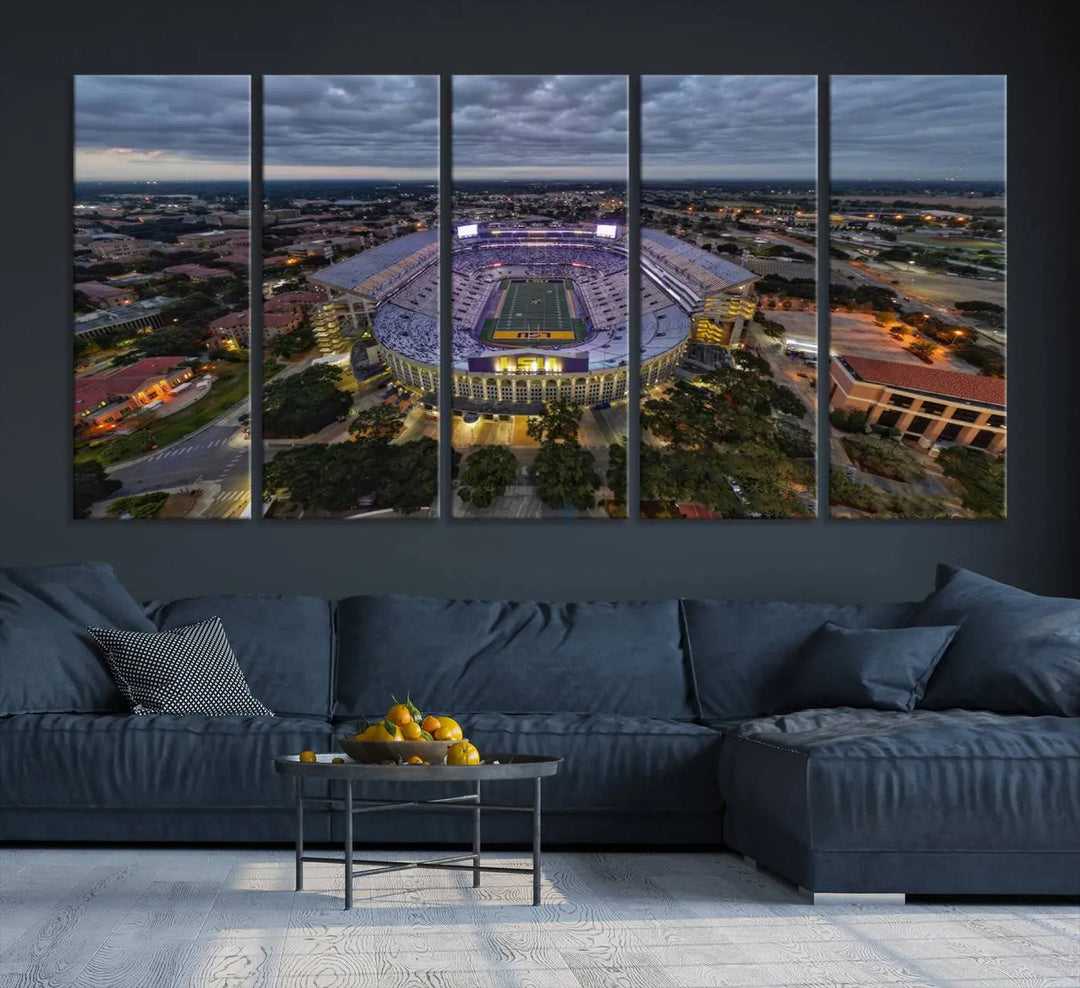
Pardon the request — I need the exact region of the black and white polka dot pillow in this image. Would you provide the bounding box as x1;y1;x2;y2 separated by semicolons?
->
88;617;273;717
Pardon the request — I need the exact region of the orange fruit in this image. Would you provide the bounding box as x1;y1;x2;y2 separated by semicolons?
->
331;757;345;764
407;755;424;764
446;741;480;766
386;703;412;727
400;721;423;740
421;715;442;734
298;750;317;763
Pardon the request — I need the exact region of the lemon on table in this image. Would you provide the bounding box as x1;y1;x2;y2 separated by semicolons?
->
433;716;463;742
298;750;317;763
446;741;480;766
407;755;425;765
370;719;402;742
331;757;345;764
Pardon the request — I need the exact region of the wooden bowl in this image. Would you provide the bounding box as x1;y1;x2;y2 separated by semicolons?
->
337;737;459;765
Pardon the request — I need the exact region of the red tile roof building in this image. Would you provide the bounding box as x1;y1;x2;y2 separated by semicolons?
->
75;281;135;309
74;357;193;425
830;354;1005;454
163;264;232;282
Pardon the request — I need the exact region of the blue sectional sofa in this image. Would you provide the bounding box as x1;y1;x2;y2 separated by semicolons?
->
1;562;1077;897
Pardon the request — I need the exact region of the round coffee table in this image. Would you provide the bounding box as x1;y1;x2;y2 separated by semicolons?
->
274;753;562;908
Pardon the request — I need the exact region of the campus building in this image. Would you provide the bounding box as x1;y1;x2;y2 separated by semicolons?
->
830;354;1006;454
75;281;136;309
74;296;173;340
73;357;194;427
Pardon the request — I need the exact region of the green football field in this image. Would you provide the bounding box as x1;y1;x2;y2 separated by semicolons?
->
481;279;586;345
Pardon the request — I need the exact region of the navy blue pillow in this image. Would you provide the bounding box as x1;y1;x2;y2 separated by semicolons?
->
774;621;959;714
909;565;1080;716
0;562;155;714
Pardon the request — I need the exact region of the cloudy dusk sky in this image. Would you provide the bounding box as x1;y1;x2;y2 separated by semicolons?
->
453;75;627;181
74;74;1006;185
643;76;817;182
265;75;438;180
75;76;250;181
832;75;1005;182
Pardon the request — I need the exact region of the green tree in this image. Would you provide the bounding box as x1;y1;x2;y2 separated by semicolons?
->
829;408;869;433
377;437;440;514
349;403;405;443
842;434;925;483
938;446;1005;518
267;321;317;358
263;364;352;438
106;491;169;519
606;439;627;506
533;440;601;511
907;339;936;362
73;460;121;518
458;446;519;508
526;399;582;445
138;326;209;357
264;436;441;515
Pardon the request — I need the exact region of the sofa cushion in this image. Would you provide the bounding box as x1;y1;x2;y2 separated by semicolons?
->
332;712;724;814
0;712;331;810
909;565;1080;716
773;622;959;714
0;562;155;715
681;600;916;722
88;619;274;717
719;708;1080;854
147;595;334;719
335;596;692;719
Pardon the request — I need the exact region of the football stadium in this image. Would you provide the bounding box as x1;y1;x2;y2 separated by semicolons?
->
310;223;759;413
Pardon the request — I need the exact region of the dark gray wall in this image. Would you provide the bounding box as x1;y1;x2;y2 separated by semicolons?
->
1;0;1075;603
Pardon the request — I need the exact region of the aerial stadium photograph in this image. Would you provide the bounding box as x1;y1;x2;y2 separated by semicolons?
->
828;75;1006;520
450;75;630;519
258;75;440;519
72;75;252;520
640;75;819;519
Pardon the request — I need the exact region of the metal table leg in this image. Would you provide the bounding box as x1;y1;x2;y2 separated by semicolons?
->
473;781;482;888
344;780;353;910
294;776;304;892
532;777;542;906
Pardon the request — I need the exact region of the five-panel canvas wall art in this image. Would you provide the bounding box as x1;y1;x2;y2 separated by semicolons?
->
73;75;1005;521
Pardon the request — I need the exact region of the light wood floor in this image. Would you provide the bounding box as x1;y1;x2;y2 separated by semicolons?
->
1;848;1077;987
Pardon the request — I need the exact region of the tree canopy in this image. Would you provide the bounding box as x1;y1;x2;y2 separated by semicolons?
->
639;347;813;517
348;402;405;443
459;446;519;508
263;364;352;438
264;435;440;515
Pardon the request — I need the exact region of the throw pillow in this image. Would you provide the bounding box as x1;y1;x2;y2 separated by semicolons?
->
773;621;959;714
0;562;156;714
87;617;274;717
907;565;1080;716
